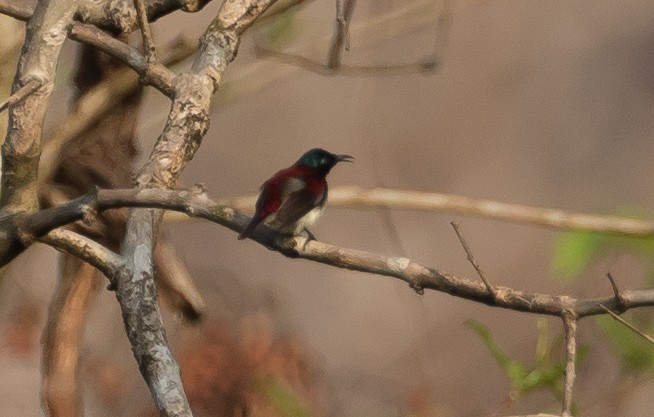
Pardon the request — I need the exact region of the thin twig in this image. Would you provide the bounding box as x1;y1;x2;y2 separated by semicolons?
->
600;305;654;346
39;37;196;188
0;3;179;96
0;78;40;113
327;0;356;69
69;22;175;96
561;310;577;417
258;43;437;76
257;0;445;76
133;0;157;62
225;186;654;237
450;221;496;299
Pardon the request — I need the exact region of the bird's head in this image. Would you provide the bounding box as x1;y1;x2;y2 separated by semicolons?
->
295;148;354;174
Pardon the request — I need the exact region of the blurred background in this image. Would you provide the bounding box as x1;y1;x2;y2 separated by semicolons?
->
2;0;654;416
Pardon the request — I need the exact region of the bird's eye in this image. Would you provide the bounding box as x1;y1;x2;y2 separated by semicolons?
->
320;157;328;165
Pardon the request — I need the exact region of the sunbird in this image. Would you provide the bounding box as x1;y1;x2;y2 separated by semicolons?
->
238;148;353;240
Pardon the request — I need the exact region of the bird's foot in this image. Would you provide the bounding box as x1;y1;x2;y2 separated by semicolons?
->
300;227;316;251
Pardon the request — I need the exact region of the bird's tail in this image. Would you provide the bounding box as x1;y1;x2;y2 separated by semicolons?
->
238;216;263;240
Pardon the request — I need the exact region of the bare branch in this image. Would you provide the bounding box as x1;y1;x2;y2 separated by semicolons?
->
329;187;654;235
2;0;215;33
14;187;654;319
41;229;126;280
0;2;176;96
39;37;195;188
450;221;496;299
0;1;31;21
327;0;356;69
0;78;41;114
133;0;157;62
257;0;443;76
42;254;101;417
228;186;654;237
600;305;654;346
1;0;79;213
119;207;193;416
114;1;279;415
69;22;175;96
257;43;438;76
561;310;577;417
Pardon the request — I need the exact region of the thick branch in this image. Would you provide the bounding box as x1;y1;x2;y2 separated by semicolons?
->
114;2;278;416
0;3;176;96
1;0;79;213
19;187;654;319
42;254;101;417
2;0;214;34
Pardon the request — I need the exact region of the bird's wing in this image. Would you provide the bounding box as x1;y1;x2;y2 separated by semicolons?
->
239;181;276;239
270;177;324;231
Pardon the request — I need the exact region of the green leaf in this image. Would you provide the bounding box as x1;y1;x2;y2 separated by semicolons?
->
260;377;313;417
596;314;654;373
551;231;605;281
260;13;297;49
551;208;654;282
466;318;589;405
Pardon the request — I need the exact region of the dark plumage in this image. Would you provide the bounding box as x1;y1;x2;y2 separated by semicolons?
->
238;148;353;240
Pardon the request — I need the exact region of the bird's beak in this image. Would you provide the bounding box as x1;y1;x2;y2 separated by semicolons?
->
337;154;354;163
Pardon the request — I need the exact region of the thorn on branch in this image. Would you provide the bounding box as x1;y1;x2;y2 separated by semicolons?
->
450;221;497;300
605;272;628;313
0;78;41;114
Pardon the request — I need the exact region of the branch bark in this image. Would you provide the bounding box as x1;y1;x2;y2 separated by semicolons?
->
113;1;278;416
1;0;215;34
1;0;79;213
16;187;654;320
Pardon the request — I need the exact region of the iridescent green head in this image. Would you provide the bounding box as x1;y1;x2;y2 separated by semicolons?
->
296;148;354;172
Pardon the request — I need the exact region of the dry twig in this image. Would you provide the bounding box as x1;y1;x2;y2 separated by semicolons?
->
327;0;357;69
600;305;654;346
224;186;654;237
0;78;40;114
561;310;577;417
133;0;157;62
450;221;496;299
